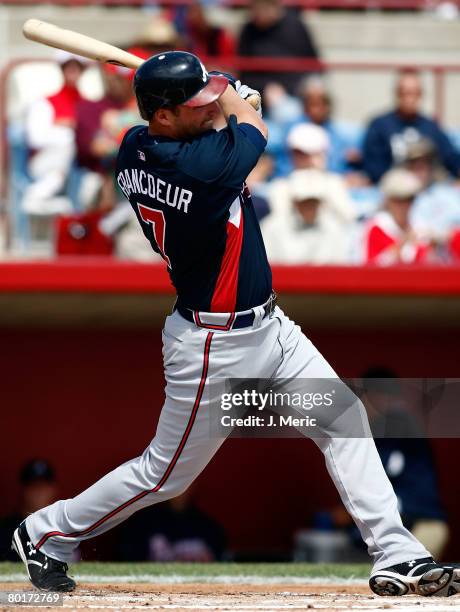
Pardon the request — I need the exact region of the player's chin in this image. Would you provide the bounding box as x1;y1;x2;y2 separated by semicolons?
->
201;119;215;130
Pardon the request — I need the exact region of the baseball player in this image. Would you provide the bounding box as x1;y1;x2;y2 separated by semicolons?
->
12;52;459;597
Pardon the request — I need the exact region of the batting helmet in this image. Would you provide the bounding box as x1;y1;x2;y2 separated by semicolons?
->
134;51;228;121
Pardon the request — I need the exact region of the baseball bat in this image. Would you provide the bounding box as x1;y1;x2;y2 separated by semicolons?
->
22;19;261;111
22;19;143;69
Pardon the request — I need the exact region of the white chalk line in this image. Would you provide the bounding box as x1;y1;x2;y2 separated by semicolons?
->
0;574;368;585
60;592;460;611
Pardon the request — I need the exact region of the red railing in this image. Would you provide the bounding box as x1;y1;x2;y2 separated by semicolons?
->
2;260;460;295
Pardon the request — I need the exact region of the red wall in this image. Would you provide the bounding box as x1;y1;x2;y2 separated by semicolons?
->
2;324;460;560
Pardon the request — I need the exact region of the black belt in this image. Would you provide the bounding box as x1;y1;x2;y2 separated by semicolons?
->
176;292;277;331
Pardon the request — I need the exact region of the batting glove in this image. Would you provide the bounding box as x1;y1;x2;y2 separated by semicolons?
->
235;81;263;116
208;72;262;115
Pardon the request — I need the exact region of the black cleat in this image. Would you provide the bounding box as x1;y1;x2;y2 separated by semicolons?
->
12;522;76;592
370;557;460;597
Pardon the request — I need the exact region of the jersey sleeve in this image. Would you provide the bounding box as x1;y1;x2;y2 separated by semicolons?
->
178;115;267;190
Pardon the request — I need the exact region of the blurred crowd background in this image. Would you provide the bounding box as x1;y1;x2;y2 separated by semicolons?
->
2;0;460;266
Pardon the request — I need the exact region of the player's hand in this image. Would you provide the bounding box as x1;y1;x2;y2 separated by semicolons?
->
235;82;262;116
209;71;262;114
235;82;258;100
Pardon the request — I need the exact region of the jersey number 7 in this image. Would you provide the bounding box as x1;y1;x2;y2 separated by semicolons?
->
137;204;172;268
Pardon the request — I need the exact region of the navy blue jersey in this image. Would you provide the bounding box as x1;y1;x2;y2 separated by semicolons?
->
116;116;272;312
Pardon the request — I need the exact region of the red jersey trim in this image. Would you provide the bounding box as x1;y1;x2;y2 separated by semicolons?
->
210;198;244;312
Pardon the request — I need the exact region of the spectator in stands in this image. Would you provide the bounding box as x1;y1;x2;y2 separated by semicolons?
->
261;168;352;264
362;168;432;265
0;460;59;561
74;63;134;209
86;68;163;260
299;77;365;178
362;69;460;184
21;52;87;216
269;123;356;223
129;14;179;60
183;1;236;59
118;488;226;562
263;77;365;186
62;64;144;258
295;77;364;176
262;82;304;178
403;139;460;261
238;0;319;97
76;64;133;177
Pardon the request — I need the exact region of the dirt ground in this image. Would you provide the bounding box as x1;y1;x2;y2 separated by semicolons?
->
2;582;460;612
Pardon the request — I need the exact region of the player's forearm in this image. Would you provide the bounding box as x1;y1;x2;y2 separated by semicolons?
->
218;85;268;140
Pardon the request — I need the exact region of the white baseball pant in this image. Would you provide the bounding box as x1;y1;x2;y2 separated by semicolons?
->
26;306;429;569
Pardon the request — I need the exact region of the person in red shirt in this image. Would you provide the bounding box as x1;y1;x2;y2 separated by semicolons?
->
46;52;86;126
184;2;236;60
22;52;87;216
69;64;140;257
364;168;431;265
75;64;134;176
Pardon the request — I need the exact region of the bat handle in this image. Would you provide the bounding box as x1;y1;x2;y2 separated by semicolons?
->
247;93;262;112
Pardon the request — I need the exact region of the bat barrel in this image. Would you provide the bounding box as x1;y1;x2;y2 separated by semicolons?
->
22;19;143;70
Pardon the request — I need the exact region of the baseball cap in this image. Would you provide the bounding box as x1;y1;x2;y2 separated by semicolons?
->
288;169;327;201
287;123;330;154
54;50;88;67
20;459;55;485
380;168;422;200
136;16;178;47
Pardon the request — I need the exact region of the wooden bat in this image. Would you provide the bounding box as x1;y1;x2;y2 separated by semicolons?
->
22;19;262;110
22;19;143;69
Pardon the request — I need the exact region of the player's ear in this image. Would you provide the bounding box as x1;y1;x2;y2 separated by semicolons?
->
155;107;177;128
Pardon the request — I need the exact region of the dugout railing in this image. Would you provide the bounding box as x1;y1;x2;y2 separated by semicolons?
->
0;260;459;328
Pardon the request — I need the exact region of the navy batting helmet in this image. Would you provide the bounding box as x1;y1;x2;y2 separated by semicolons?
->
134;51;228;121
